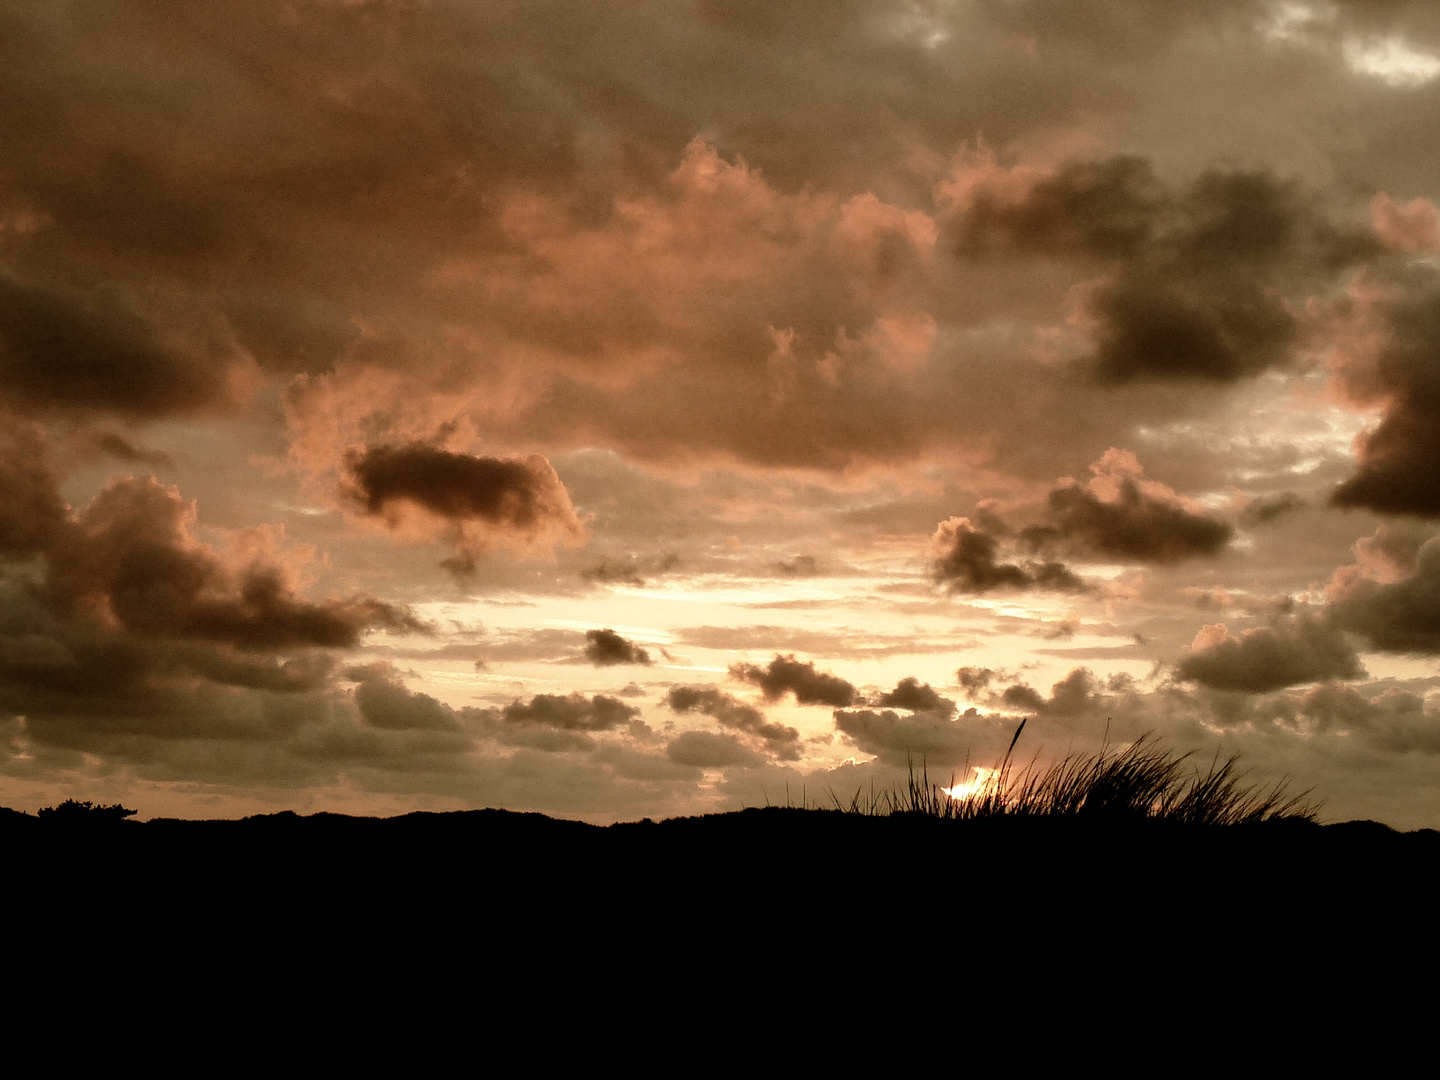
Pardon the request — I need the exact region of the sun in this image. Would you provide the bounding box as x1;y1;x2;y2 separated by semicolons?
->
941;767;1000;802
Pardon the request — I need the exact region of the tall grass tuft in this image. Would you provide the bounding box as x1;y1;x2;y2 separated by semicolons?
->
830;724;1318;825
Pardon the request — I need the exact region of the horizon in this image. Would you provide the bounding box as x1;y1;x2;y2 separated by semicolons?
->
5;2;1440;829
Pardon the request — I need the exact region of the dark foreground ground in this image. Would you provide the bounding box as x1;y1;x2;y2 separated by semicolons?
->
6;805;1434;923
7;805;1435;1010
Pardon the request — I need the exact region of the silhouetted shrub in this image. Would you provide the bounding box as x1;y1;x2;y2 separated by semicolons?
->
37;799;138;824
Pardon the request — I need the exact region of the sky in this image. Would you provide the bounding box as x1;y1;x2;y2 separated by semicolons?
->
6;1;1440;826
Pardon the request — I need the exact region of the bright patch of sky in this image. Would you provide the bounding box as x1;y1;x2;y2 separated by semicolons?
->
1261;1;1334;45
1344;37;1440;88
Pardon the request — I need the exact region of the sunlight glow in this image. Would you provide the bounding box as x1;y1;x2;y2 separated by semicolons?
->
942;767;1000;801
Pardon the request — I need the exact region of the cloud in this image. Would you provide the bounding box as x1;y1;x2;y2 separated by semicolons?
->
1175;616;1365;693
583;628;652;666
344;442;584;548
0;272;235;418
1001;684;1047;712
1023;450;1232;563
833;706;1007;767
582;553;680;587
0;421;70;558
354;673;465;732
500;693;639;732
947;153;1374;382
1082;270;1295;383
46;475;421;651
1241;492;1307;526
933;517;1085;593
1331;270;1440;515
0;425;426;774
1173;528;1440;688
957;667;996;694
1329;535;1440;652
666;731;767;769
729;654;858;707
875;677;956;717
1296;682;1440;754
665;684;800;758
950;153;1162;260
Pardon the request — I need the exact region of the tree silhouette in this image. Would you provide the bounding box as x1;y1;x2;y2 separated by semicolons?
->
37;799;137;824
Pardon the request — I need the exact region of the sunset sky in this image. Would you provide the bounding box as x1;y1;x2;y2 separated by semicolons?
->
8;1;1440;826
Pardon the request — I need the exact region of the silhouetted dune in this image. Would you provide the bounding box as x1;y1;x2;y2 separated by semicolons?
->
6;803;1431;995
7;805;1435;902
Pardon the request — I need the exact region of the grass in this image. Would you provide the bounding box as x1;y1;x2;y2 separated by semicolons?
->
827;722;1319;825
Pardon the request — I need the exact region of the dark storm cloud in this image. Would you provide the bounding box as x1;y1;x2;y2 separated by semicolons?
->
501;693;639;732
0;423;421;653
583;628;652;666
1295;682;1440;755
665;684;800;758
1021;451;1233;563
1082;168;1345;383
875;677;956;718
0;425;428;769
729;654;858;707
1332;274;1440;516
1329;537;1440;652
957;667;996;694
44;476;422;651
1037;481;1232;562
0;273;234;417
1175;616;1366;694
0;421;69;558
354;674;465;732
666;730;766;769
1083;268;1296;383
0;0;1394;488
1001;684;1047;713
954;155;1163;260
344;443;583;536
951;154;1377;383
0;0;1387;483
932;517;1084;594
994;669;1117;719
350;674;659;761
1173;531;1440;692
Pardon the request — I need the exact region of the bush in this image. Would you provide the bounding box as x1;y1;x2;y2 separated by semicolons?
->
37;799;138;824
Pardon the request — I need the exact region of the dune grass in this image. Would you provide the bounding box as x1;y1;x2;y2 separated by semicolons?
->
828;722;1318;825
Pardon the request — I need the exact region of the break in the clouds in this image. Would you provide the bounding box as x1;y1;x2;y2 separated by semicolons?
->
8;1;1440;827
